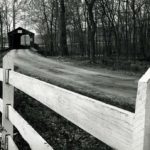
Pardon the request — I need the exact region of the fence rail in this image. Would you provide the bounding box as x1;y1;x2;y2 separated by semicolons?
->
7;135;19;150
0;50;150;150
0;68;2;81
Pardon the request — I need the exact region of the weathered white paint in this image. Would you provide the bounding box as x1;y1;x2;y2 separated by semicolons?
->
2;53;14;150
0;98;52;150
0;98;3;113
7;135;19;150
0;98;2;139
8;70;134;150
8;105;53;150
133;68;150;150
0;68;3;81
2;51;150;150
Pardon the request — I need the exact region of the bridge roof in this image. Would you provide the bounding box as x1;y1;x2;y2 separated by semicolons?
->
8;27;34;36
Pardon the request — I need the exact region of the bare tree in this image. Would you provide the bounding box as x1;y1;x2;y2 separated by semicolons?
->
22;0;150;64
59;0;69;56
85;0;96;62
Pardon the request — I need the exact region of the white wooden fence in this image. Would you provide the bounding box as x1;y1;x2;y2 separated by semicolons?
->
0;50;150;150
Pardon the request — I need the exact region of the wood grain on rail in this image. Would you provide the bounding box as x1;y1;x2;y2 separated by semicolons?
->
0;68;3;81
132;68;150;150
7;136;19;150
8;105;53;150
9;70;134;150
0;98;2;113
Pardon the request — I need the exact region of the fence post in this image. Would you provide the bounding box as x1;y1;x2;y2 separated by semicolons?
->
133;68;150;150
2;52;14;150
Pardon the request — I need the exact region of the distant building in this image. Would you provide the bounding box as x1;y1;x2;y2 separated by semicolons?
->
8;27;34;49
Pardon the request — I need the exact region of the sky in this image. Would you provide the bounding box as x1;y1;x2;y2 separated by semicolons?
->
0;0;37;34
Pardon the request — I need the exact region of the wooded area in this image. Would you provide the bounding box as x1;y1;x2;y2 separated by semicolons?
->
0;0;150;64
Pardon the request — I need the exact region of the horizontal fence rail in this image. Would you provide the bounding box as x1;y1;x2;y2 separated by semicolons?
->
7;135;19;150
8;105;53;150
0;50;150;150
0;98;53;150
9;70;134;150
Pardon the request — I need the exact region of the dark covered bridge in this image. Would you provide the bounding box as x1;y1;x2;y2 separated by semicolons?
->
8;27;34;49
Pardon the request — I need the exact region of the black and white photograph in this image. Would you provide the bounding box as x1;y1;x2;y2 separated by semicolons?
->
0;0;150;149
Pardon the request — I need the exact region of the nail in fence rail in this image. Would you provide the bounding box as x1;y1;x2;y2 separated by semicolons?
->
0;52;53;150
0;50;150;150
2;52;14;149
0;97;53;150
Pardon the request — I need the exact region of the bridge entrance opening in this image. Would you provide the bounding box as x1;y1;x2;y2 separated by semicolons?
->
8;27;34;49
21;35;31;46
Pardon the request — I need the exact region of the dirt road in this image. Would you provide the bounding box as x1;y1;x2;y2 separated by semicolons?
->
13;49;139;111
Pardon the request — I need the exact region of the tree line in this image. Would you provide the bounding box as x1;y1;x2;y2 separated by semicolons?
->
0;0;150;63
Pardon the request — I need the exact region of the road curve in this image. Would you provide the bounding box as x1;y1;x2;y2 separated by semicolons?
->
13;49;139;110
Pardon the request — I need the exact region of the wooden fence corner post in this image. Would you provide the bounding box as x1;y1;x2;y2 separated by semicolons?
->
133;68;150;150
2;52;14;150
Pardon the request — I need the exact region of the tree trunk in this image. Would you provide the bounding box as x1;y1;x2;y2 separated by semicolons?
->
85;0;96;63
131;0;137;63
76;5;85;57
59;0;69;56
